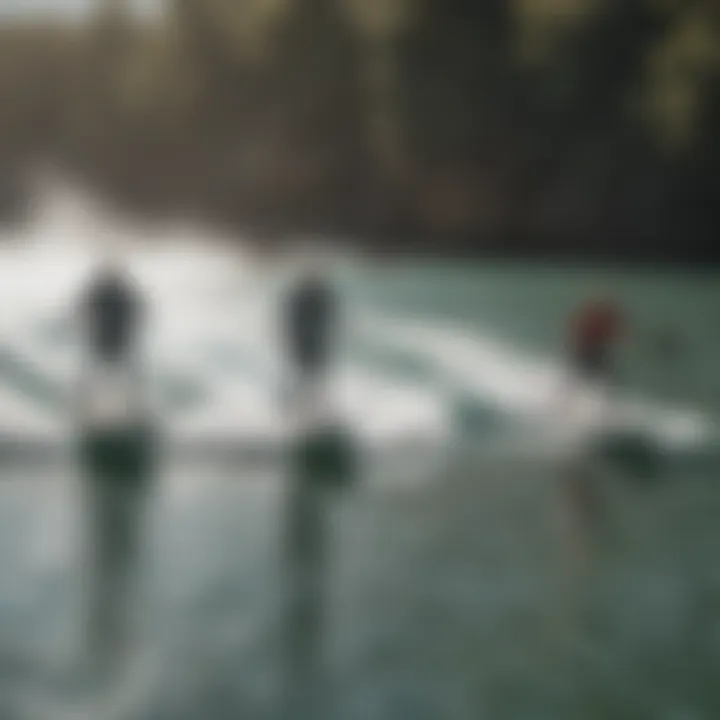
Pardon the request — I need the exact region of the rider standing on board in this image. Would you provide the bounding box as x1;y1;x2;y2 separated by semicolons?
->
283;255;339;420
78;256;145;420
77;255;149;681
557;293;625;620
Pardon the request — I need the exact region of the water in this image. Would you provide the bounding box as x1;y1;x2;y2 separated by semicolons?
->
1;184;719;718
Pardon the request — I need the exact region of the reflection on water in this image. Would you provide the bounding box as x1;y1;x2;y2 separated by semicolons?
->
2;450;720;719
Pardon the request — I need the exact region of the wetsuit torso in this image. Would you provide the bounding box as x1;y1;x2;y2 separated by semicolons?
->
285;278;337;376
85;273;141;363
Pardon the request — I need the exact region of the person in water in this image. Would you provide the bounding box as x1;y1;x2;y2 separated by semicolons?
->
568;294;624;385
283;257;340;416
76;256;152;682
280;253;350;718
554;293;624;634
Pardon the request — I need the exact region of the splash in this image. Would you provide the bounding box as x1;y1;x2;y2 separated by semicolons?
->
0;178;714;459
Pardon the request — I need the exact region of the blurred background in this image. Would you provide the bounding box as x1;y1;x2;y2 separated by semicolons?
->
0;2;719;720
0;0;718;257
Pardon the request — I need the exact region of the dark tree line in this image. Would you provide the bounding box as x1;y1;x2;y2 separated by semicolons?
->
0;0;717;261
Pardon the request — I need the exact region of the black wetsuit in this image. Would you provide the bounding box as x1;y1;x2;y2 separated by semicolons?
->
84;272;141;362
285;278;337;378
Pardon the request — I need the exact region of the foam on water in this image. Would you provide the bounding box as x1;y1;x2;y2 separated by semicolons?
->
363;315;714;452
